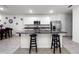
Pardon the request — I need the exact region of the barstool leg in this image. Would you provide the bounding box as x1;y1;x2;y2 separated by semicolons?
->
5;33;7;39
11;30;12;37
59;39;61;53
36;45;37;53
35;37;37;53
29;38;32;54
51;43;52;49
59;45;61;53
53;40;55;54
29;46;31;54
51;38;54;49
8;31;10;37
1;33;3;40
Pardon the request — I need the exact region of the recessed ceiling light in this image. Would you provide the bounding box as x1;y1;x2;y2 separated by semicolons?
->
49;10;54;13
29;9;33;13
0;7;4;11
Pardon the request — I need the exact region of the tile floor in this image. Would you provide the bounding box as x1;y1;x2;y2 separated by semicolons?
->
0;36;20;54
0;36;79;54
63;37;79;54
14;48;70;54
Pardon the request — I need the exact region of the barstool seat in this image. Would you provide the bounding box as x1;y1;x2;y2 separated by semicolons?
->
29;34;37;53
51;34;61;54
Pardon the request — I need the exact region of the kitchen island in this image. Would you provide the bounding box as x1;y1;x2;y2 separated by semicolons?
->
16;29;67;48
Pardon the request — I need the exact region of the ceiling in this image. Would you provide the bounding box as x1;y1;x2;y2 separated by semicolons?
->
0;5;73;15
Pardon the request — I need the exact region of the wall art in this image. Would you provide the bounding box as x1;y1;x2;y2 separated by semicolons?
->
4;22;6;24
20;18;23;21
13;17;16;19
5;17;8;19
16;22;18;25
9;19;13;24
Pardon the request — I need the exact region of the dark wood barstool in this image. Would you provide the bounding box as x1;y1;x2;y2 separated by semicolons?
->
29;34;37;53
51;34;61;54
6;28;13;37
0;29;7;40
0;29;3;40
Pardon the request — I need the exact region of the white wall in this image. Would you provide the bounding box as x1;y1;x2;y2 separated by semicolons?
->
0;15;4;25
73;6;79;43
0;14;72;36
64;14;72;36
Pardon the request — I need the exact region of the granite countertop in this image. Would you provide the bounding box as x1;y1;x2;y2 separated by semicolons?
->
16;29;67;34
